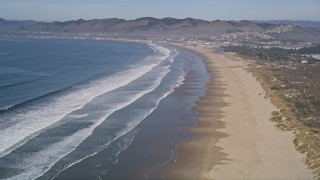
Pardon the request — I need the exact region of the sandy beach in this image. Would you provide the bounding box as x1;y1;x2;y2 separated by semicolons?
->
165;46;313;179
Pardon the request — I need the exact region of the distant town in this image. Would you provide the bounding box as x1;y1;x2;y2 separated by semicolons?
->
2;24;319;63
1;18;320;65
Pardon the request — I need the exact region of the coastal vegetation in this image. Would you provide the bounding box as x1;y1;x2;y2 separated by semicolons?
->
238;52;320;178
224;45;320;63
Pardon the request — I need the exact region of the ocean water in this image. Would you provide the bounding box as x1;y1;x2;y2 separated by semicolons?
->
0;38;208;179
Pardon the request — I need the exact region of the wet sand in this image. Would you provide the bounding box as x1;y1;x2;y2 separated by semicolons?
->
165;46;313;179
53;47;209;180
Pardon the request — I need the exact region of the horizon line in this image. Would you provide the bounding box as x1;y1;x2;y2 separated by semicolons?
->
1;17;320;23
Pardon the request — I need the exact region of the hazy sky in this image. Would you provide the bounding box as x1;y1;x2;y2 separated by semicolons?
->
0;0;319;21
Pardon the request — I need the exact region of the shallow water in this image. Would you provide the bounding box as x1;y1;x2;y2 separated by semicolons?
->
0;38;208;179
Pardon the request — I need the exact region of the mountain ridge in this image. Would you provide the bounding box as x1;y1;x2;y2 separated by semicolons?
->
0;18;40;33
250;20;320;27
1;17;320;41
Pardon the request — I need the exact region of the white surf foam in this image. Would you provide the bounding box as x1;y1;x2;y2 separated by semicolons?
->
0;104;15;111
66;114;89;119
0;44;171;159
7;58;173;180
54;60;186;179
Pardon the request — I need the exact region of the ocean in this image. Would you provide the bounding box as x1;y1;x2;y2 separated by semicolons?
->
0;38;208;179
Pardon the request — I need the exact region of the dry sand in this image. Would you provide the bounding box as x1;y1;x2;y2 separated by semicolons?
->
165;46;313;180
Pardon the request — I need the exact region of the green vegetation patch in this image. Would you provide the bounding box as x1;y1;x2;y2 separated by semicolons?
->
311;100;320;108
294;101;308;109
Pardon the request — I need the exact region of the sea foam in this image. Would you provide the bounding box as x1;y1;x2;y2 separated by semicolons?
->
1;44;182;180
0;44;170;159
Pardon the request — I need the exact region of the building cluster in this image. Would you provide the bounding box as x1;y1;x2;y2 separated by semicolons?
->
265;24;296;34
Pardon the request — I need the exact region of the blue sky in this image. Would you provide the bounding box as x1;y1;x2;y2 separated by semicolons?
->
0;0;319;21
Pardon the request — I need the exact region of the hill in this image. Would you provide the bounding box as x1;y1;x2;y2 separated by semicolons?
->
17;17;268;39
1;17;320;42
0;18;40;33
250;20;320;27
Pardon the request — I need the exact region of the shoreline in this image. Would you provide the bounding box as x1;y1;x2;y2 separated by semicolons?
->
165;45;313;179
54;45;210;180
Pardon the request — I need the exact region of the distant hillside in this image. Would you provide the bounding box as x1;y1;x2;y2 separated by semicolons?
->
0;18;40;33
267;25;320;42
1;17;320;42
16;17;271;39
250;20;320;27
